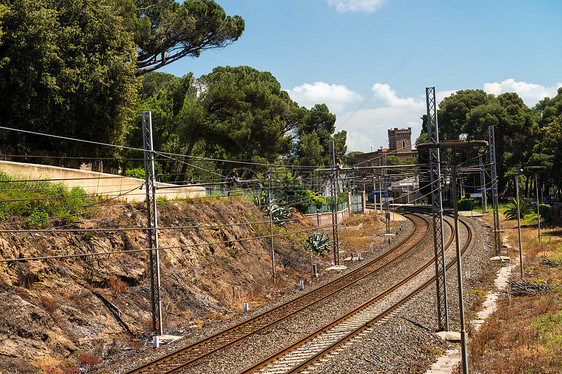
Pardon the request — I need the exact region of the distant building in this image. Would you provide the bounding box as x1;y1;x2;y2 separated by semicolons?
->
353;127;417;168
353;127;419;204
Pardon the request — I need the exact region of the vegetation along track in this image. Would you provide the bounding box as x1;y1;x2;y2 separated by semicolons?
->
124;213;433;374
238;211;472;374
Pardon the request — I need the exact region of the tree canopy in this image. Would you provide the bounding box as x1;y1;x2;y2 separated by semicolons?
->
0;0;139;156
0;0;245;158
132;0;245;75
419;90;539;192
293;104;347;167
124;67;344;182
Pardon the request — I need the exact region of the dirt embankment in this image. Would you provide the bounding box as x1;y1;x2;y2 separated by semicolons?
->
0;198;316;373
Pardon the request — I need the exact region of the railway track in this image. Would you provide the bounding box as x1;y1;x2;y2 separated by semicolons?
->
239;213;472;374
124;213;433;374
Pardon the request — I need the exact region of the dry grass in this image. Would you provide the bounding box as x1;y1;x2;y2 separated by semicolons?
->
40;295;59;312
464;216;562;373
78;353;101;366
339;214;385;253
34;356;64;374
107;275;128;294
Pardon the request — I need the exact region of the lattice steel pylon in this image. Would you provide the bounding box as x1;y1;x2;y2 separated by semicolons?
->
488;126;501;256
142;111;163;336
425;87;448;331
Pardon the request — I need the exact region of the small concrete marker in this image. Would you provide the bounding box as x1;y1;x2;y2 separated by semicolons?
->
369;244;373;253
243;302;249;312
299;280;304;290
436;331;461;342
153;335;160;348
490;255;510;263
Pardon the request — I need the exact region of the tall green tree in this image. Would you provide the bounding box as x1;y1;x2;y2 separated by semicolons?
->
132;0;245;75
534;87;562;128
0;0;139;157
193;66;300;163
532;88;562;197
534;115;562;196
0;0;245;160
438;89;493;140
468;93;537;191
0;4;6;42
293;103;345;167
418;90;538;192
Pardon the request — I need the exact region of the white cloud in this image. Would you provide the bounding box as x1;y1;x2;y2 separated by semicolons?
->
337;84;450;152
436;90;457;104
286;82;362;113
483;79;562;106
328;0;386;13
371;83;426;111
337;107;423;153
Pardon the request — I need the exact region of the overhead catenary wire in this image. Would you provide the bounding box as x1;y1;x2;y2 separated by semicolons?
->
335;51;417;132
0;125;326;170
0;121;448;268
0;213;376;264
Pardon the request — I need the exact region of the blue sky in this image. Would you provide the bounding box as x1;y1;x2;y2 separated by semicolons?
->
162;0;562;153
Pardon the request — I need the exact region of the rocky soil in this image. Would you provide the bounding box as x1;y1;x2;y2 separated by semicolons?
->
0;198;320;373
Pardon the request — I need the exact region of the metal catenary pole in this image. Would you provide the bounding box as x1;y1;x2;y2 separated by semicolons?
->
488;126;501;256
425;87;448;332
479;153;487;213
527;166;546;242
515;173;524;278
142;111;163;337
329;140;340;265
536;172;542;242
451;164;469;374
418;140;487;374
268;174;276;283
535;173;541;243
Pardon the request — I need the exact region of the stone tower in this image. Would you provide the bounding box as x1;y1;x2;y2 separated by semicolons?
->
388;128;412;152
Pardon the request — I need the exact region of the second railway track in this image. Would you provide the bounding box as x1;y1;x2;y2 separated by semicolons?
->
123;210;474;374
239;212;472;374
124;213;429;374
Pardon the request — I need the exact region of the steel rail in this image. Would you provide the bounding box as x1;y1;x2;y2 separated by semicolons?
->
124;213;429;374
243;215;471;374
239;214;456;373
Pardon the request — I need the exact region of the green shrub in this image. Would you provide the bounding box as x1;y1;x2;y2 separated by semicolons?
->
504;198;535;220
253;190;292;225
125;167;145;179
457;198;480;211
0;172;91;227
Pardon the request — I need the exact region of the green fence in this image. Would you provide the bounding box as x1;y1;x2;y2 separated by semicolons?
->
350;194;363;213
306;194;363;215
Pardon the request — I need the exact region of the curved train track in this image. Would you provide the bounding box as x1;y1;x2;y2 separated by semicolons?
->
124;211;470;374
240;210;472;374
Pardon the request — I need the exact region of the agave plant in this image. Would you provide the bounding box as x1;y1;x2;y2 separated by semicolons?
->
253;190;292;225
304;231;332;255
